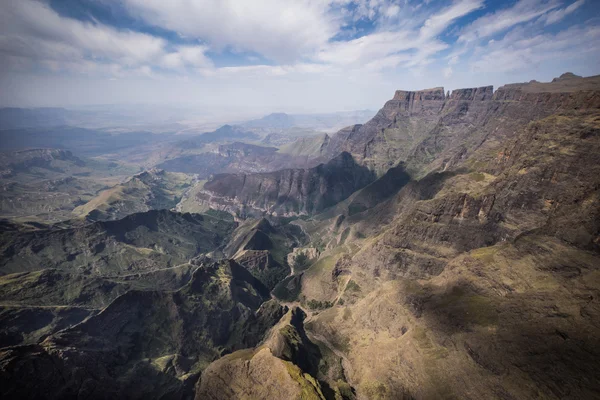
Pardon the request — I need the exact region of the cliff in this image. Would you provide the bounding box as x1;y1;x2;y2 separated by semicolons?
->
326;74;600;176
196;152;375;217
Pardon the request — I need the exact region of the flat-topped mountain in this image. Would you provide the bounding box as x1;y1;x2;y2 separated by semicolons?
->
326;74;600;176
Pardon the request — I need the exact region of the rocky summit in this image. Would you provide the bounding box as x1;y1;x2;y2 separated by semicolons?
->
1;73;600;400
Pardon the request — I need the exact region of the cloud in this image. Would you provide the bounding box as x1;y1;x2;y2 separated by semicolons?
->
0;0;598;111
316;0;482;70
470;24;600;73
116;0;345;63
420;0;484;39
459;0;562;43
543;0;585;25
0;0;211;76
443;66;453;77
160;46;213;70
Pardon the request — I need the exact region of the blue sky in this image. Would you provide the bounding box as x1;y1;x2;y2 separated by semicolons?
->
0;0;599;114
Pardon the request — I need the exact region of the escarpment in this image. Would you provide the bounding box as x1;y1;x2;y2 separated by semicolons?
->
326;75;600;176
194;75;600;218
196;152;375;217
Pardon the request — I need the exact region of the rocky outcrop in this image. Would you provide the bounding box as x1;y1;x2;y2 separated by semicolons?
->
287;247;320;268
197;152;375;217
449;86;494;101
196;308;327;400
326;74;600;176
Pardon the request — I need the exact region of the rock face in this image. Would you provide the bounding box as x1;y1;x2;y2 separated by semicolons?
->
326;75;600;176
287;247;320;269
196;307;328;400
292;74;600;399
197;152;375;217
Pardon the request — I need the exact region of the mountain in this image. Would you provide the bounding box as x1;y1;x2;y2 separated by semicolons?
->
278;133;331;159
73;169;194;221
325;75;600;177
0;126;170;157
0;148;138;223
0;259;284;399
285;74;600;399
196;152;375;217
1;73;600;400
195;124;261;142
244;112;296;129
0;108;74;129
0;209;235;276
242;110;376;132
158;142;279;176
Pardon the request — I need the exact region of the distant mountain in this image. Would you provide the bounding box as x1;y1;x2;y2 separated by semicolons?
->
243;112;296;129
73;169;194;221
0;107;73;130
0;126;171;156
242;110;375;132
196;124;260;142
157;141;322;177
0;148;138;223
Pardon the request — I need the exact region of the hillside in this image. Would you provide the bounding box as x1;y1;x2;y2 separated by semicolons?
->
73;169;193;221
0;209;235;276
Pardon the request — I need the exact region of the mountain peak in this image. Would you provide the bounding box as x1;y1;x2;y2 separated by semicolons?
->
553;72;582;82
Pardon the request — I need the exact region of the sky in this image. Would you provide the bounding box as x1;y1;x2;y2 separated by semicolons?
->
0;0;599;114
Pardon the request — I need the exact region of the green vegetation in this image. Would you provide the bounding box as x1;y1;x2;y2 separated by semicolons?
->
306;299;334;310
345;280;361;293
470;172;485;182
294;252;310;269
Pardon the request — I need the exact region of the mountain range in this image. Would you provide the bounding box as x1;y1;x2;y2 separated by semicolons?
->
0;73;599;400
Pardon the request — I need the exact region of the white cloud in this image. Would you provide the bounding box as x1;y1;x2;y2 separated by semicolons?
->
117;0;345;63
543;0;585;25
160;46;213;69
0;0;212;76
470;24;600;73
420;0;484;39
0;0;598;111
384;5;401;18
459;0;562;43
315;1;482;70
443;66;453;77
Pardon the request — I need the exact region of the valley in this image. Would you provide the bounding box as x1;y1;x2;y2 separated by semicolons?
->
1;73;599;400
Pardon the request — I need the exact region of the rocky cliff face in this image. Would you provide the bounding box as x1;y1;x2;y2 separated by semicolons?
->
196;152;375;217
289;74;600;399
326;75;600;177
